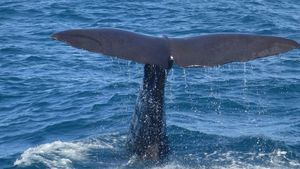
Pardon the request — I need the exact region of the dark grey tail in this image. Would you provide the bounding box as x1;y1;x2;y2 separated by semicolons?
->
52;28;300;161
169;34;300;67
52;28;299;69
52;28;171;68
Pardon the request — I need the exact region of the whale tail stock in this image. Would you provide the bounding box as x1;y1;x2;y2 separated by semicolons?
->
52;28;299;69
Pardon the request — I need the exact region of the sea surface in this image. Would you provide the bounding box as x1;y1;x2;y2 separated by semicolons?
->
0;0;300;168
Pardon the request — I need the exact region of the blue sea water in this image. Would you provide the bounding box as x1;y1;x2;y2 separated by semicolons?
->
0;0;300;168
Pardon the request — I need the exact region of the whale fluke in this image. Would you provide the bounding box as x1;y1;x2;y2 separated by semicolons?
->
52;29;171;68
170;34;299;67
52;28;299;68
52;28;300;161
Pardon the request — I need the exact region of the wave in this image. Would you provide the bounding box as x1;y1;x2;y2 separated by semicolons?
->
14;139;114;169
12;128;300;169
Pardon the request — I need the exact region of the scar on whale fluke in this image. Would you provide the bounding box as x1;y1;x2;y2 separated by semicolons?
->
52;28;300;161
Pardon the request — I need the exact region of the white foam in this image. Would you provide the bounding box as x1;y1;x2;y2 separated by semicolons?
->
14;140;113;169
14;142;299;169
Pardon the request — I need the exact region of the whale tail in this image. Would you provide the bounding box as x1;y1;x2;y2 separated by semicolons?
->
52;28;299;68
52;28;299;161
169;34;299;67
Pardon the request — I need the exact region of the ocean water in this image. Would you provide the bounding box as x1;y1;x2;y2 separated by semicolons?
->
0;0;300;168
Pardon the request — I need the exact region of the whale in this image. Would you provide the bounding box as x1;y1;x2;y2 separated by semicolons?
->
52;28;299;161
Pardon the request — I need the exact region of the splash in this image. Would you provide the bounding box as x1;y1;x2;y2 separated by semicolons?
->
14;140;113;169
